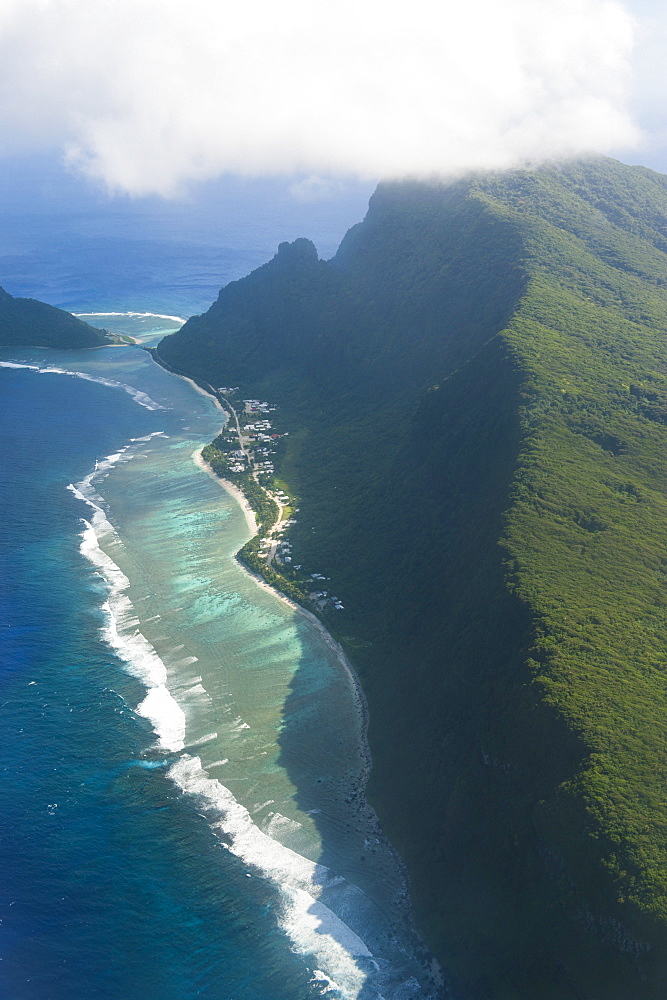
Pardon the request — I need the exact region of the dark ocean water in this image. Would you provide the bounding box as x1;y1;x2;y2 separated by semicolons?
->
0;191;438;1000
0;167;375;316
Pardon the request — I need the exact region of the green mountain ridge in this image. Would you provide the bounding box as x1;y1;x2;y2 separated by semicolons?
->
0;287;107;348
158;156;667;998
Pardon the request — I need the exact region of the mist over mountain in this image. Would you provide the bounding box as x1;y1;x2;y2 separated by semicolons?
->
0;0;639;195
158;156;667;998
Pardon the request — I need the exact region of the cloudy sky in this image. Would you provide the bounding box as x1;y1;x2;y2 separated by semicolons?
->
0;0;665;199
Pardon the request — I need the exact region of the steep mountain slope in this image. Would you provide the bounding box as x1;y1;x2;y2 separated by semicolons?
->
0;287;107;347
158;158;667;999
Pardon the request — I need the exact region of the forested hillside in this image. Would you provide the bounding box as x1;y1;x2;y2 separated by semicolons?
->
158;158;667;999
0;287;107;347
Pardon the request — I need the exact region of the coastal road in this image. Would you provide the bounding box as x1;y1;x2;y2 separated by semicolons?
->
220;394;289;567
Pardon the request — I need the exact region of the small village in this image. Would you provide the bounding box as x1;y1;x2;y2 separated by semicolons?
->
211;388;345;614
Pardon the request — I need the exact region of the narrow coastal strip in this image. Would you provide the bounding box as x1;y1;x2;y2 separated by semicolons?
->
192;440;427;956
147;348;446;994
149;350;421;900
148;349;373;759
191;444;371;777
192;454;257;534
150;361;381;806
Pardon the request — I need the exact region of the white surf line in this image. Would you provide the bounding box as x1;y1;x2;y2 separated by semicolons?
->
74;311;188;324
68;438;192;753
170;754;373;1000
0;360;165;410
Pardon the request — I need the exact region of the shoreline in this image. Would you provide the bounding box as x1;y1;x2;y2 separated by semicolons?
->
192;449;257;534
159;361;378;812
180;376;227;414
163;358;371;758
194;444;421;921
153;356;437;983
191;447;370;759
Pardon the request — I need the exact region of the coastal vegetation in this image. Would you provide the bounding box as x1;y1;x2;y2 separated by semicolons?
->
199;406;345;612
0;286;108;348
157;157;667;998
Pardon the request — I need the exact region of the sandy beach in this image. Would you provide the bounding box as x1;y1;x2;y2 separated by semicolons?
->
180;375;227;414
158;363;381;807
191;446;373;769
179;377;440;992
192;449;258;534
177;370;417;934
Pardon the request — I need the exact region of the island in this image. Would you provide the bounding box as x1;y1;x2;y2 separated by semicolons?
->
0;286;109;348
156;156;667;999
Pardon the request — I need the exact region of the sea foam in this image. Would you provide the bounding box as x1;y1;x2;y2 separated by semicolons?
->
0;360;165;410
169;754;374;998
69;439;185;752
75;310;187;324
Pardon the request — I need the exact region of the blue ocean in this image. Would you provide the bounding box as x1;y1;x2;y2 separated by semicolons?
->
0;177;439;999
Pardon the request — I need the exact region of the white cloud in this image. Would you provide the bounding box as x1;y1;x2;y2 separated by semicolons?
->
0;0;642;195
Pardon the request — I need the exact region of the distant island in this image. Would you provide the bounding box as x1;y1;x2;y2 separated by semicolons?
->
157;157;667;999
0;287;108;348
